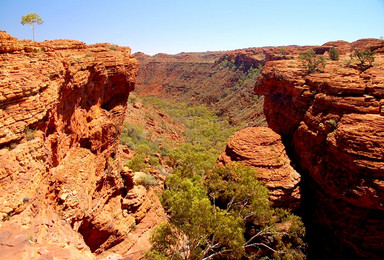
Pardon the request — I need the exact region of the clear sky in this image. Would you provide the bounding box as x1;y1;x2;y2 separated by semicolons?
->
1;0;383;55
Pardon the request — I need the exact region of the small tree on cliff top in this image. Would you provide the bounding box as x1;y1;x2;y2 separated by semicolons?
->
353;49;375;69
299;49;326;74
21;13;43;41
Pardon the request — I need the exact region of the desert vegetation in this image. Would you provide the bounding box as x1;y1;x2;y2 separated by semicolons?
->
328;47;339;61
20;13;43;41
121;97;306;259
353;49;375;68
299;49;326;74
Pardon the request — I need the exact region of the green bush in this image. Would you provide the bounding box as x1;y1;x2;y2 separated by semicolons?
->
329;47;339;60
108;44;117;51
299;49;326;74
135;143;151;155
329;118;337;129
125;154;146;172
120;122;162;153
149;156;160;166
148;163;306;259
353;49;375;67
135;173;157;187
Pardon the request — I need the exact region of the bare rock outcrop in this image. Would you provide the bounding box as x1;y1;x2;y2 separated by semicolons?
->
0;31;165;259
255;38;384;259
218;127;300;210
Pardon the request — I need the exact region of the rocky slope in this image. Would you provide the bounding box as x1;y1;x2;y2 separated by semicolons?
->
0;31;166;259
218;127;301;210
255;39;384;259
125;94;185;143
134;50;267;126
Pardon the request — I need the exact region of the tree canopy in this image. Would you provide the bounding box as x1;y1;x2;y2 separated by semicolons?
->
21;13;43;41
147;163;306;259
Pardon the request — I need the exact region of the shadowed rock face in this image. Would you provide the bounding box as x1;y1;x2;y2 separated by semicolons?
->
255;38;384;259
218;127;301;210
0;31;166;259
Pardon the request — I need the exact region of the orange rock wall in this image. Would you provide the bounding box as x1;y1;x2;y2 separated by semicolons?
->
255;39;384;259
218;127;301;210
0;32;165;259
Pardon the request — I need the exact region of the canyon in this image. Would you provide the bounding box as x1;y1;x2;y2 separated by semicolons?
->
0;29;383;260
135;39;384;259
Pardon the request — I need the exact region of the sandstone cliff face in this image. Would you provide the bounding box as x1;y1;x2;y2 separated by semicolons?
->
218;127;301;210
255;39;384;259
0;31;165;259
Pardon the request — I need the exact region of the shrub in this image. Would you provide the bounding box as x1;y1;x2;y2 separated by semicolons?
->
299;49;326;74
135;143;151;155
120;122;162;154
73;57;82;63
108;44;117;51
329;118;337;129
125;154;146;172
135;173;157;187
149;156;160;166
353;49;375;68
25;127;36;141
329;47;339;60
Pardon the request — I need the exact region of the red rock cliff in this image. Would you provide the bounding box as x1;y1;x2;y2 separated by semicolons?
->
0;32;164;259
255;39;384;259
218;127;301;210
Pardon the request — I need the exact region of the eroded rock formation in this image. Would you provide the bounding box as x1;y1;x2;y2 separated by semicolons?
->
218;127;301;210
255;38;384;259
0;31;165;259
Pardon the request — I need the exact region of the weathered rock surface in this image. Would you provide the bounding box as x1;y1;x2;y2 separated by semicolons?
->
255;38;384;259
218;127;301;210
0;31;166;259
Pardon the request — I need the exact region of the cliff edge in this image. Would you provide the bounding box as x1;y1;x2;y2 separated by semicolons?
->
0;31;164;259
255;39;384;259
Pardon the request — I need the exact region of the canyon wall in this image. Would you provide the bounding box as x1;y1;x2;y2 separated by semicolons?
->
255;39;384;259
0;31;165;259
134;50;267;126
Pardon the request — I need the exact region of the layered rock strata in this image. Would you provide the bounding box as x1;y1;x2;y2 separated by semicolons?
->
255;38;384;259
0;31;165;259
218;127;301;210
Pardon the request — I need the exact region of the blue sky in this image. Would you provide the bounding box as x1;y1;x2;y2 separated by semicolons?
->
1;0;383;55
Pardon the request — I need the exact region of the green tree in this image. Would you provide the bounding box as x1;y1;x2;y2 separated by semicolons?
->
299;49;326;74
21;13;43;41
353;49;375;68
147;163;306;259
328;47;339;61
